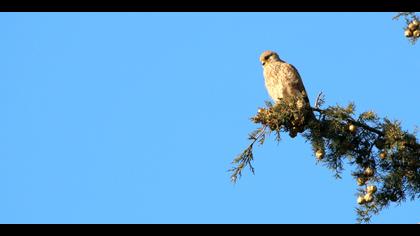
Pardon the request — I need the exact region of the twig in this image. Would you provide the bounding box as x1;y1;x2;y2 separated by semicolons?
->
314;91;325;109
230;125;268;183
392;12;415;20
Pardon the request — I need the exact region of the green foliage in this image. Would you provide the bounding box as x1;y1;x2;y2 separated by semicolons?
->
230;96;420;223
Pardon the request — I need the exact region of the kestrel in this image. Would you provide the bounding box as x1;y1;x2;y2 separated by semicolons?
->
259;50;314;136
259;50;310;108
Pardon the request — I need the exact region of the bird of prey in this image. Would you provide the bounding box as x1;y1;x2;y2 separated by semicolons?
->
259;50;310;108
259;50;314;136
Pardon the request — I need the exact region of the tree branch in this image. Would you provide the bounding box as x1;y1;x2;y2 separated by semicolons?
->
311;107;384;136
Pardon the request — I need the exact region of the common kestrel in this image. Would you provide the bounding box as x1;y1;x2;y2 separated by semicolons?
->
259;50;310;108
259;50;314;136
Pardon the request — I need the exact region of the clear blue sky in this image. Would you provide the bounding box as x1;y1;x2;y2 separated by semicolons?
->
0;12;418;223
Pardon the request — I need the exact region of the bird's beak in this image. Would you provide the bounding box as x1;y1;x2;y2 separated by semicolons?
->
262;62;266;66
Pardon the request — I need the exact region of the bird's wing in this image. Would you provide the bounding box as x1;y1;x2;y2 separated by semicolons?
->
284;63;310;105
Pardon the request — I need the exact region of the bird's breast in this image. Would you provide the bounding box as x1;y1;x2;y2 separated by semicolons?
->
263;63;284;102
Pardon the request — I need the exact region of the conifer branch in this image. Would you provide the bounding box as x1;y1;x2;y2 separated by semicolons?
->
231;95;419;223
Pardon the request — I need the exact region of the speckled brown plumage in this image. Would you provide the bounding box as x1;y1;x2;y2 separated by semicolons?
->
259;50;313;136
259;50;310;107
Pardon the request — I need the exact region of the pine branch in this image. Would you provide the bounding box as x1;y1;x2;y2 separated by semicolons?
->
312;107;384;136
229;125;268;183
231;95;420;223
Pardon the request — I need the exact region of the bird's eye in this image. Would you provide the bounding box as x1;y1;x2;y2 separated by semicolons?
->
264;55;270;60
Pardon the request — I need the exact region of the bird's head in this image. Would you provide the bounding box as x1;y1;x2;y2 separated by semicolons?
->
259;50;281;66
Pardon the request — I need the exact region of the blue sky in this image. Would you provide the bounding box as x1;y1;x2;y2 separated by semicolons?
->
0;12;418;223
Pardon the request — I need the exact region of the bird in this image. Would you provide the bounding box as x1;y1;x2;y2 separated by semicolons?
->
259;50;310;107
259;50;314;136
